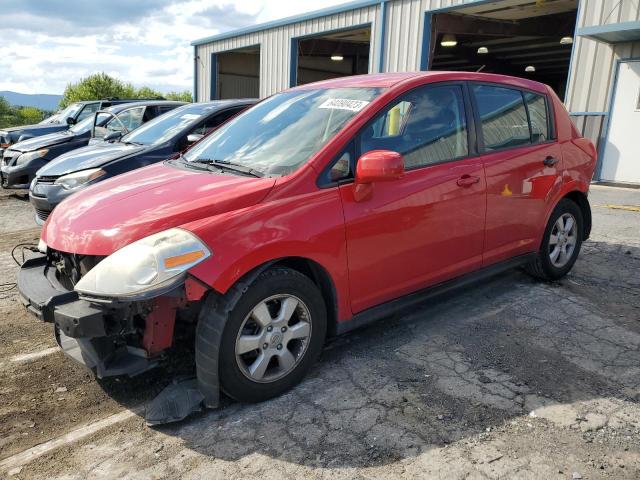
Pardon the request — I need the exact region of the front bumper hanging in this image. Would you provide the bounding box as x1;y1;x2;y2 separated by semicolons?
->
18;254;154;378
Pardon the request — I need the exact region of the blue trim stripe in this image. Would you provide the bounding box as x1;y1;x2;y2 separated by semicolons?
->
290;38;298;87
577;20;640;43
569;111;608;116
420;12;432;71
210;53;218;100
376;0;387;72
193;45;198;101
563;0;582;102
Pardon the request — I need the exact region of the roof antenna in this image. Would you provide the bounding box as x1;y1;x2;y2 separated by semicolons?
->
476;65;486;72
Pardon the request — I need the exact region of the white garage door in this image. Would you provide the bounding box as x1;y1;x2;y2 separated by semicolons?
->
601;60;640;184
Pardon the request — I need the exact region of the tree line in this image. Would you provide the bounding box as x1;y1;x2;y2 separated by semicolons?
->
1;73;192;128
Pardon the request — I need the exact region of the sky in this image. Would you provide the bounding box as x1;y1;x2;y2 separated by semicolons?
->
0;0;348;95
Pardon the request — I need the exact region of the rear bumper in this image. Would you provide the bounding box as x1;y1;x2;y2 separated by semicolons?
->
18;254;154;377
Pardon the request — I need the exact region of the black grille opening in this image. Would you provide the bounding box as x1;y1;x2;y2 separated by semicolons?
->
48;249;105;290
36;176;59;184
35;208;51;222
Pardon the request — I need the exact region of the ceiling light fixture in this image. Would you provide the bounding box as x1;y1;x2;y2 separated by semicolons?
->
331;54;344;61
477;46;489;54
560;36;573;45
525;65;536;72
440;34;457;47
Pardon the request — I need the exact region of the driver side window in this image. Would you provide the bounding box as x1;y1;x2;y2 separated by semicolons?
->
359;85;468;169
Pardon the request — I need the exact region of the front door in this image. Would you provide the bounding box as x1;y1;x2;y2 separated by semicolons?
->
601;60;640;184
339;83;486;314
470;83;563;265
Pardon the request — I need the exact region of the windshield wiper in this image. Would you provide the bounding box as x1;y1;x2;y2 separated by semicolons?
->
194;158;264;178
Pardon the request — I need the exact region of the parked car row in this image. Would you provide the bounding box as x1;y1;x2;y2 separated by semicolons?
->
1;100;185;189
17;72;596;420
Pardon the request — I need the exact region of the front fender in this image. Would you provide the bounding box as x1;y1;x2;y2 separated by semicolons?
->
184;188;351;321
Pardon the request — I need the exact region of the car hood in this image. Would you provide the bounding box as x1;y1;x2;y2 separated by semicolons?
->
42;162;277;255
11;131;74;153
38;142;147;176
3;123;67;136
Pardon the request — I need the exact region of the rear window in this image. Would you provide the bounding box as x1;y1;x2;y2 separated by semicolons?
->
472;85;530;151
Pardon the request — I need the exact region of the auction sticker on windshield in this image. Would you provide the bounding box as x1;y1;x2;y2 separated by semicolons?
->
319;99;370;112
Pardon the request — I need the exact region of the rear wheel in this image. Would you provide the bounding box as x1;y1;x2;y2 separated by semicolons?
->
214;267;327;402
525;198;583;280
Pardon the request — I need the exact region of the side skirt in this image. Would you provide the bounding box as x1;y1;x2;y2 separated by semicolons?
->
334;253;537;336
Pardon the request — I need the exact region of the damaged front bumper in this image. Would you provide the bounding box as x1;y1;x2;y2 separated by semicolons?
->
18;254;161;378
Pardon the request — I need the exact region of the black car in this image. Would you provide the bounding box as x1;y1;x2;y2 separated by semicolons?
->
0;98;164;157
30;99;256;224
1;101;184;189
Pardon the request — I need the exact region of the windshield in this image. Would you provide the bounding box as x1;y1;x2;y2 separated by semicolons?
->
122;104;209;145
54;103;83;123
182;88;382;176
69;115;95;134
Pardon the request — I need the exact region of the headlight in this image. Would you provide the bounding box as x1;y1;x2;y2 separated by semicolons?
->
54;168;105;190
38;238;47;253
16;149;49;165
74;228;211;299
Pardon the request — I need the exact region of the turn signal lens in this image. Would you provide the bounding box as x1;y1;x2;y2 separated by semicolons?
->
164;250;206;269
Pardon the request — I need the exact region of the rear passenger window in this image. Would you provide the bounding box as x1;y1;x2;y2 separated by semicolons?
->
360;85;468;169
472;85;530;151
524;92;549;142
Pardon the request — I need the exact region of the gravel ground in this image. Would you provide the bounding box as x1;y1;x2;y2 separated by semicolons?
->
0;184;638;479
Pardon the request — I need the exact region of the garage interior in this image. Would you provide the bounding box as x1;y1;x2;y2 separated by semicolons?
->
214;46;260;99
428;0;578;100
294;26;371;85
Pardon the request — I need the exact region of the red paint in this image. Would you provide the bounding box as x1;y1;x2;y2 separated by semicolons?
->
143;296;179;355
40;72;596;330
185;275;209;302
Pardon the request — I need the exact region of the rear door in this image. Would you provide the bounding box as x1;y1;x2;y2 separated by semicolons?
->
470;83;562;266
338;83;487;313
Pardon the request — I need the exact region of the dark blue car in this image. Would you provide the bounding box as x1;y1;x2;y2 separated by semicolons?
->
0;98;164;157
30;99;256;224
1;101;184;189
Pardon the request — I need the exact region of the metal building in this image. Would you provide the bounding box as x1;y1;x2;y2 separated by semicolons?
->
192;0;640;184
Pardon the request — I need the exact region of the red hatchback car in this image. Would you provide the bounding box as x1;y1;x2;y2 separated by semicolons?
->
19;72;596;407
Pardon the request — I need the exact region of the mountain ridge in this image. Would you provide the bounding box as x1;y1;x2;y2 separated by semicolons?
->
0;90;62;111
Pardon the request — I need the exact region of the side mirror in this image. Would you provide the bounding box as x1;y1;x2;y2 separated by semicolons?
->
187;133;204;144
353;150;404;202
66;116;76;125
103;131;123;142
355;150;404;184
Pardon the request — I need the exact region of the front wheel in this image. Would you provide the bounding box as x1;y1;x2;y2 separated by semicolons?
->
205;267;327;403
525;198;584;281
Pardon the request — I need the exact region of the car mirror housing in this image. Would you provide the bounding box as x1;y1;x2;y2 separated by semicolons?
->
66;116;76;126
355;150;404;184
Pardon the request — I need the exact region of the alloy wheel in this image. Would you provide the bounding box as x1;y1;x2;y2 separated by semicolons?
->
235;294;312;383
548;212;578;268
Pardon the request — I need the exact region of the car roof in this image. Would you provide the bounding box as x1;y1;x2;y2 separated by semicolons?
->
102;100;187;113
292;71;549;94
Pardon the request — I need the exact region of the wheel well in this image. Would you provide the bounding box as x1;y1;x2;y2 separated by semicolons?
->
270;257;338;336
563;190;592;240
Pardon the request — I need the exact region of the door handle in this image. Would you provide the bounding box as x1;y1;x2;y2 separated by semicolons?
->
457;174;480;187
543;156;559;166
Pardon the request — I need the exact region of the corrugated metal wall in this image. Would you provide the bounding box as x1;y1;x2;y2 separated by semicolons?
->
194;0;478;101
566;0;640;113
195;4;381;100
195;0;639;118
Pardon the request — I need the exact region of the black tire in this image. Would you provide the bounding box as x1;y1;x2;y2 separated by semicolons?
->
525;198;584;281
199;267;327;403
